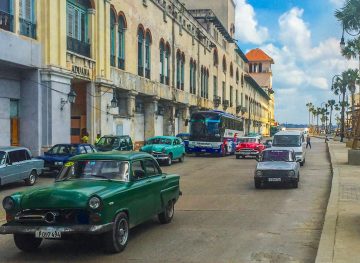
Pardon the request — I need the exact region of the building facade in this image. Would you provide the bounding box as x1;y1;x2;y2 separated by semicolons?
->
0;0;274;154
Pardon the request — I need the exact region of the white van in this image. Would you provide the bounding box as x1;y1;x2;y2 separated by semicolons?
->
271;130;306;166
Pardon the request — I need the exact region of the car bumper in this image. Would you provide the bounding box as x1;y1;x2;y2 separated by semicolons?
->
151;153;170;161
235;150;259;156
0;223;114;235
187;147;221;154
254;176;298;184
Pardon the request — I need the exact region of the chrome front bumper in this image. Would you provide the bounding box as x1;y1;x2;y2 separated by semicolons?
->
0;223;113;235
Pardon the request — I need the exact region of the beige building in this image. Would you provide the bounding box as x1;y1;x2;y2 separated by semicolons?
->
0;0;273;154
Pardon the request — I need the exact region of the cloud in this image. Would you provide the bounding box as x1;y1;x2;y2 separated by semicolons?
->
329;0;345;7
234;0;269;44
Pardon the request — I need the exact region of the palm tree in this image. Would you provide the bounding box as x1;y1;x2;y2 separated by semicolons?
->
306;102;314;127
342;37;360;70
316;107;322;134
311;108;318;133
335;0;360;34
332;71;349;142
327;99;337;133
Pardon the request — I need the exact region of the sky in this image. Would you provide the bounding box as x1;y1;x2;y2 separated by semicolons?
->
234;0;357;124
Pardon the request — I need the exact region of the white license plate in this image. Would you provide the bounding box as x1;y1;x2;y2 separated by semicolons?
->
35;230;61;239
268;178;281;182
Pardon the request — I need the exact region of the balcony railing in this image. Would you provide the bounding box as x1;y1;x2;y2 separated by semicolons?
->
19;18;36;39
110;55;116;67
165;76;170;85
0;10;13;32
67;36;91;57
145;68;150;79
118;58;125;70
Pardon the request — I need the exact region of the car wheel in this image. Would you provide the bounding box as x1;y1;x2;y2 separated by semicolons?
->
255;180;261;189
179;154;185;163
293;181;299;188
14;234;42;252
25;170;37;186
158;200;175;224
103;212;129;254
166;154;173;166
300;160;304;167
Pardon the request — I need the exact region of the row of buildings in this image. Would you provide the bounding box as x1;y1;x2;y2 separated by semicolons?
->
0;0;276;155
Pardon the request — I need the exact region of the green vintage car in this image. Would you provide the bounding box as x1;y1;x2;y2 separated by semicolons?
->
0;152;181;253
140;136;186;166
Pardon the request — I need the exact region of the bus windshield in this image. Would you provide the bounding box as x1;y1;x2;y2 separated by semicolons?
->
190;113;221;142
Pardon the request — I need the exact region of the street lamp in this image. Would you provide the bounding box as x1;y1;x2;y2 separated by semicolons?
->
60;90;77;110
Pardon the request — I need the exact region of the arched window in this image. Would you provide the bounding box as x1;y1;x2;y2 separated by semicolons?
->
236;69;239;84
190;58;193;93
137;25;145;76
165;43;171;85
159;39;165;83
181;53;185;90
0;0;13;32
222;55;227;72
200;66;204;97
19;0;36;38
213;48;219;67
66;0;92;57
110;8;116;67
192;61;197;94
230;62;233;77
241;73;244;87
118;13;127;70
145;29;152;79
176;50;181;89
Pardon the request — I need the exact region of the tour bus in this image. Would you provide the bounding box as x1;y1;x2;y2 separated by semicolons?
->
187;110;244;156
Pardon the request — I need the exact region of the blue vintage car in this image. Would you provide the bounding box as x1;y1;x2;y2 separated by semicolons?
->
38;144;96;172
176;133;190;153
0;147;44;186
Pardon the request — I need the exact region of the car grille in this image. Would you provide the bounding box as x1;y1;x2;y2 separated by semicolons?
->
262;170;289;177
15;209;90;225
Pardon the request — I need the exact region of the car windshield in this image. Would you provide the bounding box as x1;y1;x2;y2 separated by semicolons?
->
272;135;301;147
0;151;6;165
57;160;130;182
262;150;293;162
48;145;77;155
97;137;120;147
238;138;257;143
147;138;172;145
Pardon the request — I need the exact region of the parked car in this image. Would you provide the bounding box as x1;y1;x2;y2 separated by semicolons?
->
0;152;181;253
140;136;185;166
254;148;300;189
271;130;306;166
38;144;96;173
176;133;190;153
0;147;43;186
95;135;133;152
235;136;265;159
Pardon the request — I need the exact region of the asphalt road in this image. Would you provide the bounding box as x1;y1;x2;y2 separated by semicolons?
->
0;138;331;263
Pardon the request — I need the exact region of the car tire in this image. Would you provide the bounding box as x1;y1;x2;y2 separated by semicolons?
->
158;200;175;224
300;161;304;167
25;170;37;186
293;181;299;188
166;154;173;166
255;180;261;189
14;234;42;252
179;154;185;163
103;212;129;254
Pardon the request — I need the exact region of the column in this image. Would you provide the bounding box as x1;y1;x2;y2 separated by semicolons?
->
0;98;10;146
178;106;190;133
144;97;159;139
114;22;119;68
163;104;175;136
86;82;96;143
88;9;96;60
127;91;137;140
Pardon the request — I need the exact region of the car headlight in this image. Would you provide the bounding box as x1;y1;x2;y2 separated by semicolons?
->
88;196;102;210
256;170;263;176
3;196;15;211
288;170;296;177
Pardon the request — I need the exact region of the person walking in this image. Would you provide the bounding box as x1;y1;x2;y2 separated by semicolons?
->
306;135;311;149
81;131;89;144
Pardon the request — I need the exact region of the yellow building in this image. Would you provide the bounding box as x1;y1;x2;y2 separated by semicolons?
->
0;0;273;154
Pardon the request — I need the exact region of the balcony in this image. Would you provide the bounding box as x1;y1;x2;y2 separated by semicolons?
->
0;10;13;32
110;55;116;67
160;74;164;84
222;100;229;110
118;58;125;70
138;66;144;77
67;36;90;57
19;18;36;39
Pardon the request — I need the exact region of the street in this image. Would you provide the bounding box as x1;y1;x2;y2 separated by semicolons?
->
0;138;331;263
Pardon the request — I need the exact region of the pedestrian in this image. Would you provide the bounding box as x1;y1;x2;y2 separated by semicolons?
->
95;133;101;144
306;135;311;149
81;131;89;144
325;135;329;143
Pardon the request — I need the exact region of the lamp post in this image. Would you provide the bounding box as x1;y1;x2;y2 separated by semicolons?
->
332;74;346;142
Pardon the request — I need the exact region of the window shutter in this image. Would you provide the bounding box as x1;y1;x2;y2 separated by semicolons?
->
25;0;32;20
67;5;74;37
74;9;79;39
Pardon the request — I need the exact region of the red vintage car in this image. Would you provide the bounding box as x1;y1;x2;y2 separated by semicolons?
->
235;136;265;159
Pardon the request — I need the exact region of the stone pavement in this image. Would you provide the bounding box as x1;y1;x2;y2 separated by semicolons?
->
316;140;360;263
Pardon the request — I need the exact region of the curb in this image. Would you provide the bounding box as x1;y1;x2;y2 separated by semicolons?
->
315;142;339;263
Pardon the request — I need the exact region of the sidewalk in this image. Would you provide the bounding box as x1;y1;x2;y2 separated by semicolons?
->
316;140;360;263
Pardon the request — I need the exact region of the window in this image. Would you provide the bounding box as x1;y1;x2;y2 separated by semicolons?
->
145;30;152;79
222;56;227;73
230;86;233;107
236;90;239;106
165;43;171;85
143;159;160;176
118;14;126;70
159;40;165;83
213;48;219;66
9;150;26;163
66;0;91;57
132;161;146;180
181;53;185;90
137;26;145;76
236;69;239;84
176;50;181;89
19;0;36;38
110;9;116;67
230;63;233;78
222;81;226;102
213;76;218;97
190;59;193;92
190;60;196;94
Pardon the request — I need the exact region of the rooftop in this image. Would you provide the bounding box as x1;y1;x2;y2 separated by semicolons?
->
70;151;153;161
246;48;274;63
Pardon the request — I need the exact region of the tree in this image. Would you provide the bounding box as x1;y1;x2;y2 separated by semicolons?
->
327;99;338;132
335;0;360;34
342;37;360;70
306;102;314;126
